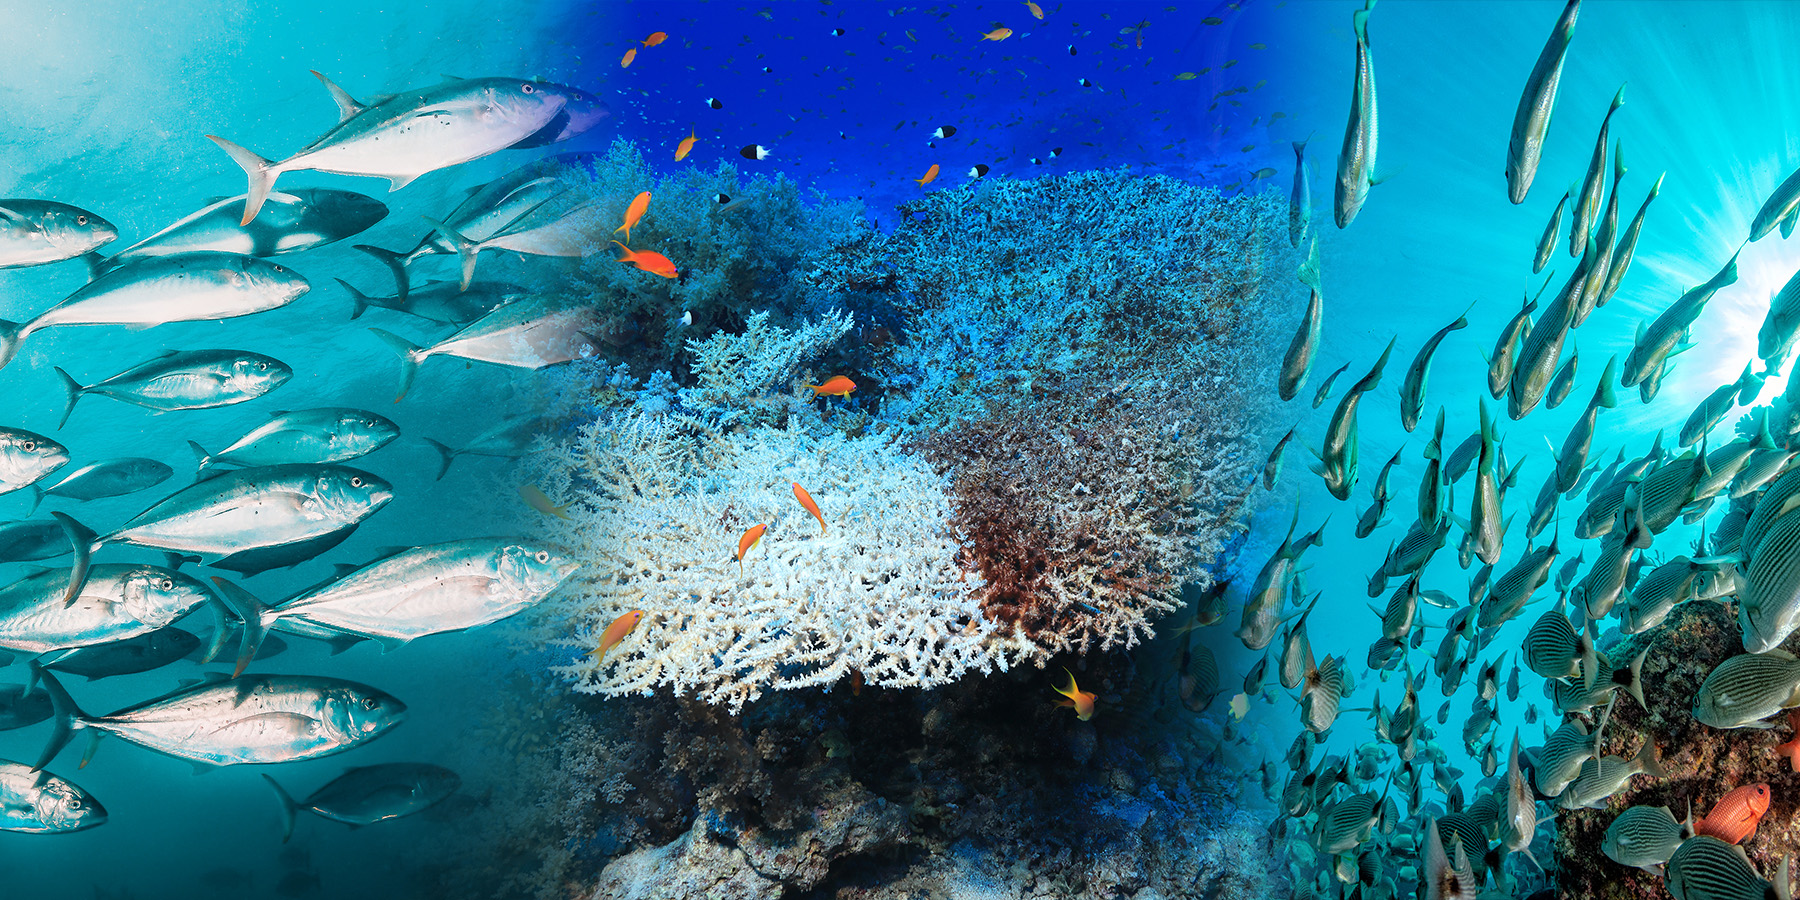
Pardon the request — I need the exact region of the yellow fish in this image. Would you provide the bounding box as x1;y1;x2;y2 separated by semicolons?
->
675;127;697;161
1024;1;1044;19
590;609;645;661
1228;693;1249;719
519;484;570;520
980;26;1013;42
915;163;939;186
1052;668;1097;721
620;47;637;68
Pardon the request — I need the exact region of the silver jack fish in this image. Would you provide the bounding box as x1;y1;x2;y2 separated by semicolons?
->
189;408;400;472
53;350;291;430
31;664;405;770
0;200;117;270
422;415;547;480
0;760;105;833
369;297;603;401
25;457;173;516
0;563;214;655
1505;0;1581;204
1334;2;1379;229
509;82;608;149
207;72;569;226
422;203;604;290
0;252;309;371
0;428;69;496
392;153;598;269
263;763;460;843
99;189;386;272
337;274;521;326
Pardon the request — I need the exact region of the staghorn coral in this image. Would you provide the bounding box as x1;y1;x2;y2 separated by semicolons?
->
676;308;856;429
537;411;1033;711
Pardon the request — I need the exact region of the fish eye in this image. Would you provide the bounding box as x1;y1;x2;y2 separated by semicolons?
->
160;579;174;590
21;440;34;452
521;83;535;93
256;361;268;370
536;550;550;563
350;476;364;487
76;215;88;225
67;799;80;809
363;697;379;710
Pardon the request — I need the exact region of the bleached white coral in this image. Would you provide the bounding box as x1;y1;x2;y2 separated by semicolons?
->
674;309;854;428
539;412;1030;711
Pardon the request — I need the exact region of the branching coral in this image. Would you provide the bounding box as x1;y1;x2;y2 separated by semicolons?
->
536;412;1032;711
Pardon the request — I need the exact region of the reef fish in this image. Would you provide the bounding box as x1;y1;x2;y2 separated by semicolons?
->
190;408;401;472
1693;650;1800;729
1334;3;1379;228
1505;0;1580;204
1263;428;1295;490
207;72;568;226
100;190;386;270
370;296;603;401
1052;668;1095;720
54;350;292;430
1665;835;1791;900
1570;86;1625;256
1534;189;1568;274
1289;139;1311;247
591;609;646;663
1236;513;1326;650
0;760;106;833
1738;510;1800;653
32;664;406;769
1279;241;1323;402
1697;784;1771;844
262;763;460;842
1602;804;1691;876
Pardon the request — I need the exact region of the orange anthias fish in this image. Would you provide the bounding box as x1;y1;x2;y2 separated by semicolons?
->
792;482;825;534
804;375;856;397
1024;1;1044;19
615;191;651;242
915;164;940;186
642;31;668;48
675;127;697;162
519;484;570;520
611;240;678;279
590;609;646;661
621;47;637;68
1777;710;1800;771
980;27;1013;42
736;523;768;573
1697;784;1772;844
1052;668;1096;721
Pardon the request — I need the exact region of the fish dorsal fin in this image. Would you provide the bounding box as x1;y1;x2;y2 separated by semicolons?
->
311;70;366;122
0;205;25;224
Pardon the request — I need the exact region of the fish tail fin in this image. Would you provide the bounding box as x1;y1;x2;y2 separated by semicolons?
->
419;216;480;290
352;244;411;304
29;663;90;772
1594;356;1620;410
205;135;280;226
209;577;270;679
367;328;425;402
0;318;23;371
422;438;456;481
336;277;375;320
50;513;97;609
1635;737;1666;779
52;366;84;431
262;774;300;843
1624;646;1649;710
1777;858;1793;900
187;440;214;473
1292;137;1307;158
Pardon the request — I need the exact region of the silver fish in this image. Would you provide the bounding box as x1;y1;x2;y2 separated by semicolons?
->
1280;240;1324;402
1534;189;1569;274
1545;340;1579;410
25;457;172;515
1510;244;1588;419
1577;521;1651;621
369;296;603;401
207;72;569;225
422;415;546;480
1737;510;1800;653
1316;791;1380;854
1264;427;1295;490
0;519;76;563
0;760;105;833
1470;402;1506;565
1419;409;1447;525
1536;701;1609;797
1481;538;1557;629
1488;294;1538;399
1759;268;1800;367
1681;363;1758;448
338;275;520;325
32;665;405;769
1750;165;1800;242
1505;0;1581;204
425;201;605;289
1522;594;1595;680
1236;514;1326;651
1741;468;1800;562
1666;835;1792;900
1334;2;1378;228
0;564;213;654
43;627;199;681
1315;338;1395;500
1557;739;1664;809
1400;307;1470;433
100;189;386;270
1603;805;1690;876
1693;649;1800;728
54;349;291;430
1289;138;1311;247
0;685;52;731
1574;142;1628;325
1621;555;1707;635
0;428;69;496
1312;362;1350;409
1570;86;1625;256
1622;249;1740;388
263;763;459;842
0;252;309;371
1597;172;1665;310
190;408;400;471
394;153;597;268
0;200;117;270
1423;815;1479;900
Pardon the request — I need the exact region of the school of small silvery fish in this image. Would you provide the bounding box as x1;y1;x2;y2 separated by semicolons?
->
0;71;599;837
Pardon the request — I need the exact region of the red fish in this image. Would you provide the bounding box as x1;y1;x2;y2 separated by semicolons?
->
612;240;678;278
642;31;668;48
1051;667;1096;721
804;375;856;397
620;48;637;68
792;482;825;534
1697;784;1771;844
590;609;645;661
736;523;768;573
1776;710;1800;772
615;191;651;243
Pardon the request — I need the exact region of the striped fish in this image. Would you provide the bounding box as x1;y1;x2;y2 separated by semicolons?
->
1577;519;1651;621
1481;538;1558;628
1750;165;1800;242
1314;338;1396;500
1334;3;1379;228
1315;791;1381;854
1501;732;1538;866
1545;340;1580;409
1489;293;1539;400
1622;249;1741;389
1386;515;1452;577
1692;650;1800;728
1571;87;1625;260
1695;430;1779;501
1279;594;1320;690
1554;356;1620;493
1445;432;1483;484
1378;573;1420;642
1621;555;1704;634
1470;402;1506;565
1301;650;1349;733
1597;173;1665;310
1577;478;1630;540
1682;364;1758;448
1177;637;1220;713
1602;804;1690;876
1665;835;1792;900
1631;448;1709;535
1437;812;1492;884
1535;700;1609;797
1732;447;1798;500
1399;307;1471;432
1742;468;1800;563
1550;648;1647;715
1558;738;1665;809
1524;595;1595;680
1760;265;1800;364
1420;409;1447;525
1575;142;1627;326
1423;815;1479;900
1740;511;1800;653
1287;730;1315;772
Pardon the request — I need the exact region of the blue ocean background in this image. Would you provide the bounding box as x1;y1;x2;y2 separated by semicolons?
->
0;2;1303;897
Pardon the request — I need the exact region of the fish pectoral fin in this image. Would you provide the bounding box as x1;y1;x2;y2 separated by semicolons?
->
387;174;422;192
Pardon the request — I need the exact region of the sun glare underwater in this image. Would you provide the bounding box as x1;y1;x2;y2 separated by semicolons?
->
10;0;1800;898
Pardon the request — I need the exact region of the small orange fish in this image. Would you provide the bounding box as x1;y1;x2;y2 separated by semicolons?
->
792;482;825;534
611;241;678;279
621;47;637;68
915;163;939;186
675;127;697;162
519;484;570;520
590;609;645;661
1052;667;1096;721
615;191;651;242
642;31;668;48
1024;1;1044;19
804;375;856;397
1776;710;1800;771
980;26;1013;42
736;523;768;573
1697;784;1772;844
